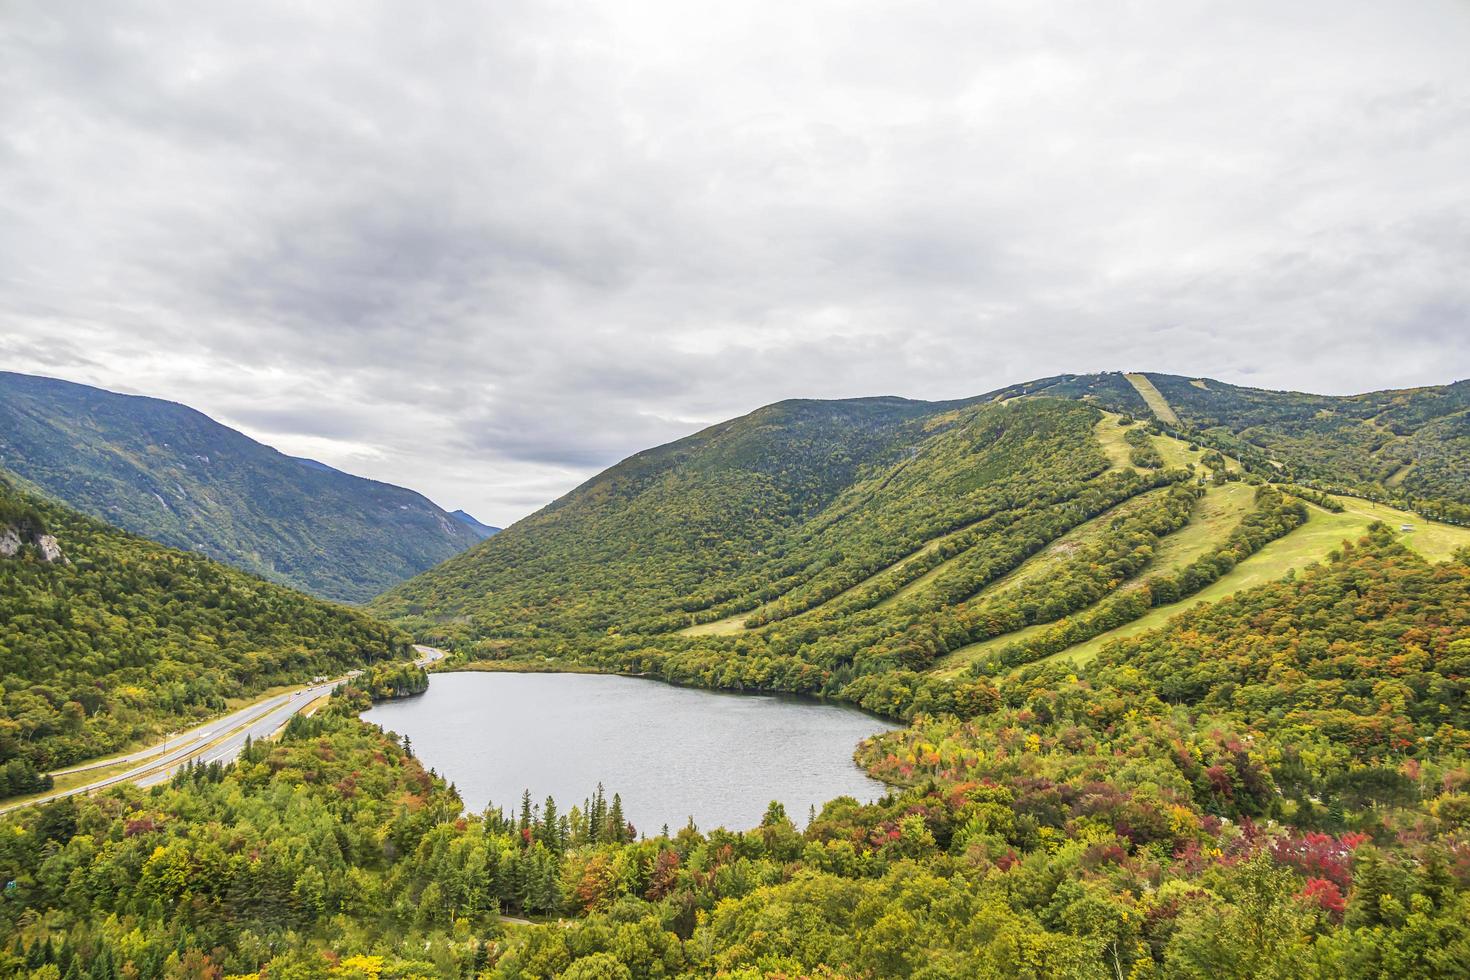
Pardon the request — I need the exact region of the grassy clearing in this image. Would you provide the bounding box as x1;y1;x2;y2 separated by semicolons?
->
930;617;1063;677
1146;483;1254;572
1336;496;1470;563
681;516;991;634
1040;495;1470;668
1094;415;1136;471
881;484;1176;614
680;611;752;636
1125;373;1181;426
817;518;991;615
1096;410;1236;474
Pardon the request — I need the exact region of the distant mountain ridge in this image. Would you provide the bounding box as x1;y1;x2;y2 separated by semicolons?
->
450;509;500;539
0;371;483;602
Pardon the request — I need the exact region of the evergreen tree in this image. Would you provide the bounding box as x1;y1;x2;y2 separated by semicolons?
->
539;795;562;852
1347;848;1394;928
607;793;626;844
519;789;533;833
590;784;607;843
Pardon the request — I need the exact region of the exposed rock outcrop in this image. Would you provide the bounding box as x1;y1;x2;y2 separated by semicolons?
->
0;525;68;564
37;534;66;564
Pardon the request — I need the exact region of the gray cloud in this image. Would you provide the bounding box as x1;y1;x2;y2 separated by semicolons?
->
2;0;1469;525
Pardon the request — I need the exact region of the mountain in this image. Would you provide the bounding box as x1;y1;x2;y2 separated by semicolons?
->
450;509;501;539
373;372;1470;714
0;470;408;787
372;391;1007;636
0;371;483;602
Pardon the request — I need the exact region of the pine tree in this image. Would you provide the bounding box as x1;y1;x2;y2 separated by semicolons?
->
539;795;561;852
519;789;533;833
1347;848;1394;928
88;944;117;980
590;784;607;843
608;793;626;844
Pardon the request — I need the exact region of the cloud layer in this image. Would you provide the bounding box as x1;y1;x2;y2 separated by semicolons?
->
3;1;1469;524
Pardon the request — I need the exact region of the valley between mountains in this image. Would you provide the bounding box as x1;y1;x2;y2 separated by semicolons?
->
3;369;1470;978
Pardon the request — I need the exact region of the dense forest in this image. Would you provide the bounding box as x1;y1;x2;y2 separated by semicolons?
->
3;534;1468;977
0;372;482;601
0;474;409;782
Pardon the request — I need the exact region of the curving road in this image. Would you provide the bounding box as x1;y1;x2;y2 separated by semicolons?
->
0;645;445;814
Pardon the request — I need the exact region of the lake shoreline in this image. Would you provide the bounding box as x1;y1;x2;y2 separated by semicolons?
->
363;670;895;832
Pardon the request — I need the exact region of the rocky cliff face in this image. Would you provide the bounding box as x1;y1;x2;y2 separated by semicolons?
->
0;525;67;564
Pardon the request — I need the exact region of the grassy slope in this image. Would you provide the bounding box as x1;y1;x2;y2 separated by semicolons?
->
955;486;1174;601
683;508;987;634
1124;373;1181;425
1044;494;1470;666
1146;481;1256;568
1092;414;1138;470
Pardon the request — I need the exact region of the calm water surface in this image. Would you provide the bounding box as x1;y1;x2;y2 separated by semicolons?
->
363;671;892;832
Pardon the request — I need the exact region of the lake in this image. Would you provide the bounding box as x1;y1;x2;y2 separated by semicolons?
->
362;671;893;833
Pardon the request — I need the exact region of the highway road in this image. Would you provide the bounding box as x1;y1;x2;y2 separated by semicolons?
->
0;645;446;813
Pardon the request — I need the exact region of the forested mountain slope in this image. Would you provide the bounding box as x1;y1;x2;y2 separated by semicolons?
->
0;472;409;788
376;374;1470;722
374;393;1001;635
0;371;482;601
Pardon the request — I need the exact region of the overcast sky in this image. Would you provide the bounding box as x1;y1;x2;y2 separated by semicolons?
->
3;1;1469;525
